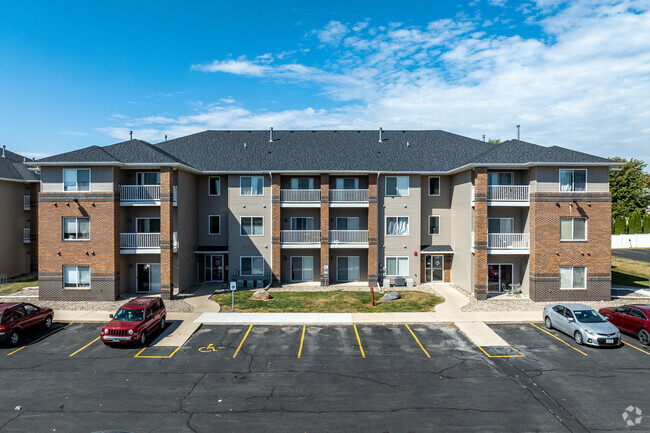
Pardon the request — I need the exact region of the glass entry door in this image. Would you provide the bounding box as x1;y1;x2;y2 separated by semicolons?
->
136;263;161;293
205;255;224;282
425;255;444;282
337;256;360;282
488;264;513;292
291;256;314;282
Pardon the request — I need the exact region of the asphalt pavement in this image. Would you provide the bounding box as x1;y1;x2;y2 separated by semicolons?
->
612;248;650;262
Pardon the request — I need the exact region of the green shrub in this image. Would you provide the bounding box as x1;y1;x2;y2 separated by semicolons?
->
629;213;643;234
644;214;650;234
614;215;627;234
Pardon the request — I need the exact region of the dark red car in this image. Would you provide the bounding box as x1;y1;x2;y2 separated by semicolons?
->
0;302;54;346
100;297;166;346
599;304;650;346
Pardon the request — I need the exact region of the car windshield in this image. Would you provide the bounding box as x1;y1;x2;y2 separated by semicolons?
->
574;309;606;323
113;308;144;321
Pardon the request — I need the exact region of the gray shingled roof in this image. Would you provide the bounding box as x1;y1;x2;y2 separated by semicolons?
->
32;131;615;172
421;245;454;253
0;149;40;182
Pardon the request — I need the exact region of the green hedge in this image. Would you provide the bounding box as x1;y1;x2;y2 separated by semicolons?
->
614;215;627;234
644;215;650;234
629;213;643;234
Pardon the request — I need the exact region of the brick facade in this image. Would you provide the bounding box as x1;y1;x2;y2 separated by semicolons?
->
529;192;611;301
271;173;281;285
473;168;488;300
367;173;378;285
320;174;330;286
160;168;174;300
29;183;39;273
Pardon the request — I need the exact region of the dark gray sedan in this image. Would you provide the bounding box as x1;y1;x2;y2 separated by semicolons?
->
543;303;621;346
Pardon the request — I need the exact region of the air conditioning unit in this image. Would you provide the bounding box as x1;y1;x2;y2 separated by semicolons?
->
394;277;406;287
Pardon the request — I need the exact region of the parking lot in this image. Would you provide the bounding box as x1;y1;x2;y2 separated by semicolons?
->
0;321;647;432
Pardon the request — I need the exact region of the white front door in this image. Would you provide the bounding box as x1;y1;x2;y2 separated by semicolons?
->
205;255;224;282
425;255;444;282
337;256;360;282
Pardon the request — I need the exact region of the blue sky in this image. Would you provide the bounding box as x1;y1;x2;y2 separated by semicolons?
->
1;0;650;165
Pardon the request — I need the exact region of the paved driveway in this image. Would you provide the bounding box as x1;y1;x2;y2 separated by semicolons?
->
612;248;650;262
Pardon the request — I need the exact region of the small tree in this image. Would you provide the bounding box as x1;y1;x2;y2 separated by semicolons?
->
628;213;643;234
644;214;650;234
609;157;650;219
614;215;627;234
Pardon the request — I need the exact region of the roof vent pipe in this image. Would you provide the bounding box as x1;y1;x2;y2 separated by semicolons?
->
129;130;133;140
165;135;168;142
482;134;486;142
516;124;520;140
269;127;273;142
2;145;5;158
379;127;383;143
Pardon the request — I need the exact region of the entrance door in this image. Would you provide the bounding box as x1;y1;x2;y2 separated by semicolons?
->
425;255;444;282
337;256;360;282
136;263;161;293
205;255;224;282
290;256;314;282
488;264;513;292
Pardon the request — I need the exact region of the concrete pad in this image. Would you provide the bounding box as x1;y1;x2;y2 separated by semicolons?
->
55;310;112;323
455;321;509;347
316;313;353;324
432;285;470;313
154;319;202;347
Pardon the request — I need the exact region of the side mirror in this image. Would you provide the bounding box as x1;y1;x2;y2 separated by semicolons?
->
567;317;575;322
109;314;114;319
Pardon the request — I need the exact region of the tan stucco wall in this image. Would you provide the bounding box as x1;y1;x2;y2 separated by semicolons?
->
0;180;31;277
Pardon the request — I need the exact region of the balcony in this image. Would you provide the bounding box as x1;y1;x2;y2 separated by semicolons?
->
280;189;320;207
471;185;529;206
488;233;529;254
23;228;30;244
330;189;369;207
329;230;369;248
120;232;178;254
280;230;321;248
119;185;177;206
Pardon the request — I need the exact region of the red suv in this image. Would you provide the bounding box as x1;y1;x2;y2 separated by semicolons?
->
599;304;650;346
100;297;166;346
0;302;54;346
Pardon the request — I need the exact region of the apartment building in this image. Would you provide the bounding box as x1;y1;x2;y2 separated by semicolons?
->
29;130;616;302
0;146;40;280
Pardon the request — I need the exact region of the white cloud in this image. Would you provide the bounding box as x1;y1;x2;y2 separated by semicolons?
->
104;1;650;163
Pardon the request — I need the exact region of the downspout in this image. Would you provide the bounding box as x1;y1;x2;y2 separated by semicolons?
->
267;171;273;289
376;171;381;289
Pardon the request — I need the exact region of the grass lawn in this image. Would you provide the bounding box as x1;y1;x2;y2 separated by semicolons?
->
210;290;444;313
612;256;650;288
0;277;38;297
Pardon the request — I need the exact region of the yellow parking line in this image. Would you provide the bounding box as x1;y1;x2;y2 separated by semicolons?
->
477;346;525;358
405;324;430;358
529;323;588;357
233;325;253;358
623;340;650;355
297;325;306;358
7;323;72;356
134;346;181;359
353;325;366;358
69;336;100;357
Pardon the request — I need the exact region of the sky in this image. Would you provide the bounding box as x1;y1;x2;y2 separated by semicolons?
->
1;0;650;166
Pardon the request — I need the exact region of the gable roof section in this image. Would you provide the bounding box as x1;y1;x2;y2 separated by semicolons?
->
0;150;40;182
470;140;611;165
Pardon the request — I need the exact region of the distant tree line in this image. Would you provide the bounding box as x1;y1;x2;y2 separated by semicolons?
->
609;157;650;234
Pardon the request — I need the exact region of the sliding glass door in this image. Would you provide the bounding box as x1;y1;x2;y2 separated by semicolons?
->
337;256;360;282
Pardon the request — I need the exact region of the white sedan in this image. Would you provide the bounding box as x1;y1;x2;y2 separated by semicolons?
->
543;303;621;347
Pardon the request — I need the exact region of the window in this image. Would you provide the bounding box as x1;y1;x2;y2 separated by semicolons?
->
241;217;264;236
63;217;90;240
209;215;221;235
488;218;514;233
291;217;314;230
559;266;586;289
385;176;409;196
386;257;409;276
428;177;440;196
240;176;264;196
241;256;264;276
386;217;409;236
336;178;359;189
428;216;440;235
63;169;90;192
291;256;314;281
136;218;160;233
629;309;648;320
209;177;220;196
291;178;314;189
136;172;160;185
488;172;514;186
560;217;587;241
64;265;91;288
559;169;587;192
24;304;38;314
336;217;359;230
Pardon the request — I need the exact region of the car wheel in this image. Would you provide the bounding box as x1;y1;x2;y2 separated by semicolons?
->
139;332;147;346
44;315;53;329
574;331;584;345
160;316;166;330
545;316;553;330
638;329;650;346
9;331;19;346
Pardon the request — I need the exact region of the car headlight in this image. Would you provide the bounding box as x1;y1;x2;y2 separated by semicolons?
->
585;329;599;336
103;328;108;334
128;329;134;335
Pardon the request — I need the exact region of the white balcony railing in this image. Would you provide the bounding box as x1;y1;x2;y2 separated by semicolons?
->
23;228;30;244
280;189;320;203
120;185;160;201
330;189;369;203
488;233;530;249
329;230;368;244
23;195;30;211
280;230;321;244
120;233;161;249
488;185;529;201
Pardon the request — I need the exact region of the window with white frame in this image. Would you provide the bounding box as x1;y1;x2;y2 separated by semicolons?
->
241;256;264;276
241;217;264;236
63;169;90;192
291;217;314;230
240;176;264;196
559;266;586;289
291;178;314;189
560;217;587;241
136;172;160;185
559;169;587;192
386;217;409;236
209;215;221;235
63;217;90;240
336;217;359;230
64;265;90;288
385;176;409;196
428;177;440;196
209;177;220;196
386;257;409;276
428;216;440;235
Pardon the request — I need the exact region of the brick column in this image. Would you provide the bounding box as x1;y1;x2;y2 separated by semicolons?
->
320;174;330;286
367;174;378;285
160;168;174;300
473;168;488;300
29;183;39;273
271;174;282;285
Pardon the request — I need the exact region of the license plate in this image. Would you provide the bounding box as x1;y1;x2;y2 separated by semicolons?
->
113;338;120;342
606;339;614;344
